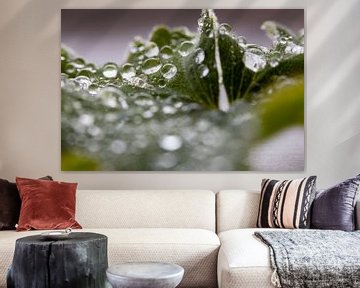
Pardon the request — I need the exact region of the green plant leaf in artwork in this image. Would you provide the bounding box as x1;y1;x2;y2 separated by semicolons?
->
61;9;304;171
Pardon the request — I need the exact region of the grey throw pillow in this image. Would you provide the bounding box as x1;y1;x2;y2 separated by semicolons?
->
311;174;360;231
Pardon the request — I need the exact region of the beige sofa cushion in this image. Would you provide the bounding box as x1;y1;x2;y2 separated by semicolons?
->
76;190;216;231
216;190;260;233
217;228;276;288
0;228;219;288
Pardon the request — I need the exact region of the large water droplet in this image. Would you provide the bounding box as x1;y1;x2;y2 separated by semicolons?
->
194;48;205;64
198;64;209;78
243;48;267;72
237;36;247;47
65;63;76;75
78;114;94;126
102;63;118;78
162;105;177;114
142;58;162;75
178;41;194;57
144;42;159;58
121;63;136;80
159;135;182;151
285;42;304;55
161;63;177;80
110;140;127;154
134;93;155;107
156;153;178;169
158;79;166;88
99;86;125;108
160;46;174;60
74;76;91;89
268;51;282;67
218;23;232;35
88;84;99;96
72;58;86;69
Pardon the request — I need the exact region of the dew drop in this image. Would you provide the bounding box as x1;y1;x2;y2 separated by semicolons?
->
268;51;281;67
237;36;247;47
102;63;118;78
243;48;267;72
99;87;125;108
279;37;288;45
161;63;177;80
134;93;155;107
142;58;162;75
88;84;99;96
144;42;159;58
178;41;194;57
156;153;178;169
160;46;174;60
120;63;136;80
110;140;127;154
72;58;86;69
285;42;304;55
74;75;91;89
218;23;232;35
194;48;205;64
162;105;177;114
78;114;94;126
158;79;166;88
159;135;182;151
198;64;209;78
65;63;76;75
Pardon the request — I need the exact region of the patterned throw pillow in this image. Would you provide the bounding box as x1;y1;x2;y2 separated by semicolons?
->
257;176;317;229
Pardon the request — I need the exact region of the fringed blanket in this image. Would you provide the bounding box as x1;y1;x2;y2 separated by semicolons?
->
255;230;360;288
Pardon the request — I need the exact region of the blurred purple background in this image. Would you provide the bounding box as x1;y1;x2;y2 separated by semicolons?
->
61;9;304;65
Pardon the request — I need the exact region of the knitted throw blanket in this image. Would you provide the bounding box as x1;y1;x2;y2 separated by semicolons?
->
255;230;360;288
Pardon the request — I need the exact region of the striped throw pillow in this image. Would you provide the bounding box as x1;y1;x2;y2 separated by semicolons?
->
257;176;317;229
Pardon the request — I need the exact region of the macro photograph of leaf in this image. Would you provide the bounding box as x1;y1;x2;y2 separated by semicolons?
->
61;9;304;171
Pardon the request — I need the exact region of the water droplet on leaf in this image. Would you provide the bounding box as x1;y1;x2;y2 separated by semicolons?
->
144;42;159;58
218;23;232;35
121;63;136;80
102;63;118;78
198;64;209;78
161;63;177;80
142;58;162;75
159;135;182;151
243;47;267;72
178;41;194;57
74;76;91;89
160;46;174;60
194;48;205;64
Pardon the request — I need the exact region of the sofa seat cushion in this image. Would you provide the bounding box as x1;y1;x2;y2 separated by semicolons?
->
0;228;219;288
218;228;282;288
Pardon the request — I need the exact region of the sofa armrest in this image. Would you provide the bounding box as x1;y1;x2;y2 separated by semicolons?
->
356;200;360;230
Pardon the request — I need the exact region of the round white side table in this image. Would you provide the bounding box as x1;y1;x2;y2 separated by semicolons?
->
106;262;184;288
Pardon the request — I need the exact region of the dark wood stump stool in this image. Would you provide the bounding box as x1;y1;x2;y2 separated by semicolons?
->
7;232;108;288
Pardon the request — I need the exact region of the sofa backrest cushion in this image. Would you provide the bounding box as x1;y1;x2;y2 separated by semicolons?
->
216;190;260;233
76;190;216;231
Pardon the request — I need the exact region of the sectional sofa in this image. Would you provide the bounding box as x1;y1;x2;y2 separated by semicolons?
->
0;189;359;288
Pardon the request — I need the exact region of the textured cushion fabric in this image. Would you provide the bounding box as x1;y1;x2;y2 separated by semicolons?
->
257;177;317;229
311;174;360;231
16;177;81;231
218;228;279;288
216;190;260;233
0;176;53;230
76;190;216;231
0;228;220;288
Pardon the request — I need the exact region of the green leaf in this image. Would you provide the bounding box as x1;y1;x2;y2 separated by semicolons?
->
258;76;304;139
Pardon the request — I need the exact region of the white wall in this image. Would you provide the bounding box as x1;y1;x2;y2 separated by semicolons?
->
0;0;359;190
